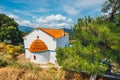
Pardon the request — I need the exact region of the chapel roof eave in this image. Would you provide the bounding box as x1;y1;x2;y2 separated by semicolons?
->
23;28;68;39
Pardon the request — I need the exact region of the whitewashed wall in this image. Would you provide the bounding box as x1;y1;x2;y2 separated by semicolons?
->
56;35;69;48
50;51;57;64
30;51;50;64
25;49;31;58
23;29;56;50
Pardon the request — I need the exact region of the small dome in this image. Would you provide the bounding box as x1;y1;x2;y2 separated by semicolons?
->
29;39;48;52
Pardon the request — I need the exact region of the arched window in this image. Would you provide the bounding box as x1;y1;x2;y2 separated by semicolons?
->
33;55;36;60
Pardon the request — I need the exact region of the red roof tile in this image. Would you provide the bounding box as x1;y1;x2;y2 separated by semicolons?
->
39;28;68;39
29;38;48;52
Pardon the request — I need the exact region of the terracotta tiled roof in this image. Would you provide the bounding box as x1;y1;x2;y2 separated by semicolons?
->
29;38;48;52
39;28;68;39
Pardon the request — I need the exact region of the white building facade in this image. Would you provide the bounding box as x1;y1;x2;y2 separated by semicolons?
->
23;28;69;64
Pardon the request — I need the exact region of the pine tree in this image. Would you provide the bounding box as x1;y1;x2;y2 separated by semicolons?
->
56;17;120;80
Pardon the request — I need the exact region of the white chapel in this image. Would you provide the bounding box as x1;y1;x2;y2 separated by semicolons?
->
23;28;69;64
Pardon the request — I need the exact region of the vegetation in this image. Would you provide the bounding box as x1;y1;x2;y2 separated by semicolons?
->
102;0;120;22
0;14;23;45
4;44;24;59
56;0;120;79
0;0;120;80
0;43;39;72
0;67;81;80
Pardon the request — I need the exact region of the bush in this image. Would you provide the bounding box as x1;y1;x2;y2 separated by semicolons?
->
0;55;8;67
3;44;24;60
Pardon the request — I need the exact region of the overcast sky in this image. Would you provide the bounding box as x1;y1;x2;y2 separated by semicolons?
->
0;0;105;28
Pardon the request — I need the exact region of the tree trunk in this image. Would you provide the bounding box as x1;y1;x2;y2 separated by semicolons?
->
89;75;97;80
109;0;118;21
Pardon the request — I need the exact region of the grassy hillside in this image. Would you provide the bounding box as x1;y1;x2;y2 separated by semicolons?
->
0;67;92;80
0;42;90;80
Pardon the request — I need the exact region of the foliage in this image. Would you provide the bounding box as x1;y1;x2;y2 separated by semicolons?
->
101;0;120;22
0;42;25;68
56;46;107;75
0;55;8;67
4;44;23;60
56;16;120;76
0;14;23;44
73;17;120;61
0;42;5;53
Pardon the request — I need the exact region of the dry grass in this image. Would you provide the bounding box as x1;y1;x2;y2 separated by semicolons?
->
0;67;65;80
0;67;92;80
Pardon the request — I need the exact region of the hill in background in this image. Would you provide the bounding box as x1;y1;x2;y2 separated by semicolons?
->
18;26;34;32
18;26;73;34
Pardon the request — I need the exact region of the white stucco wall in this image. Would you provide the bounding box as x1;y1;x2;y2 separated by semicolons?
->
30;51;50;64
56;35;69;48
23;29;56;50
50;51;57;64
25;49;31;58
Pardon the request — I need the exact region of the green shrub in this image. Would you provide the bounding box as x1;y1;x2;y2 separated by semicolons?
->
0;59;8;67
0;55;8;67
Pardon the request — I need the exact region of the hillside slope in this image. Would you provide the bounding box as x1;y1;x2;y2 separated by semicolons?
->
0;68;90;80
